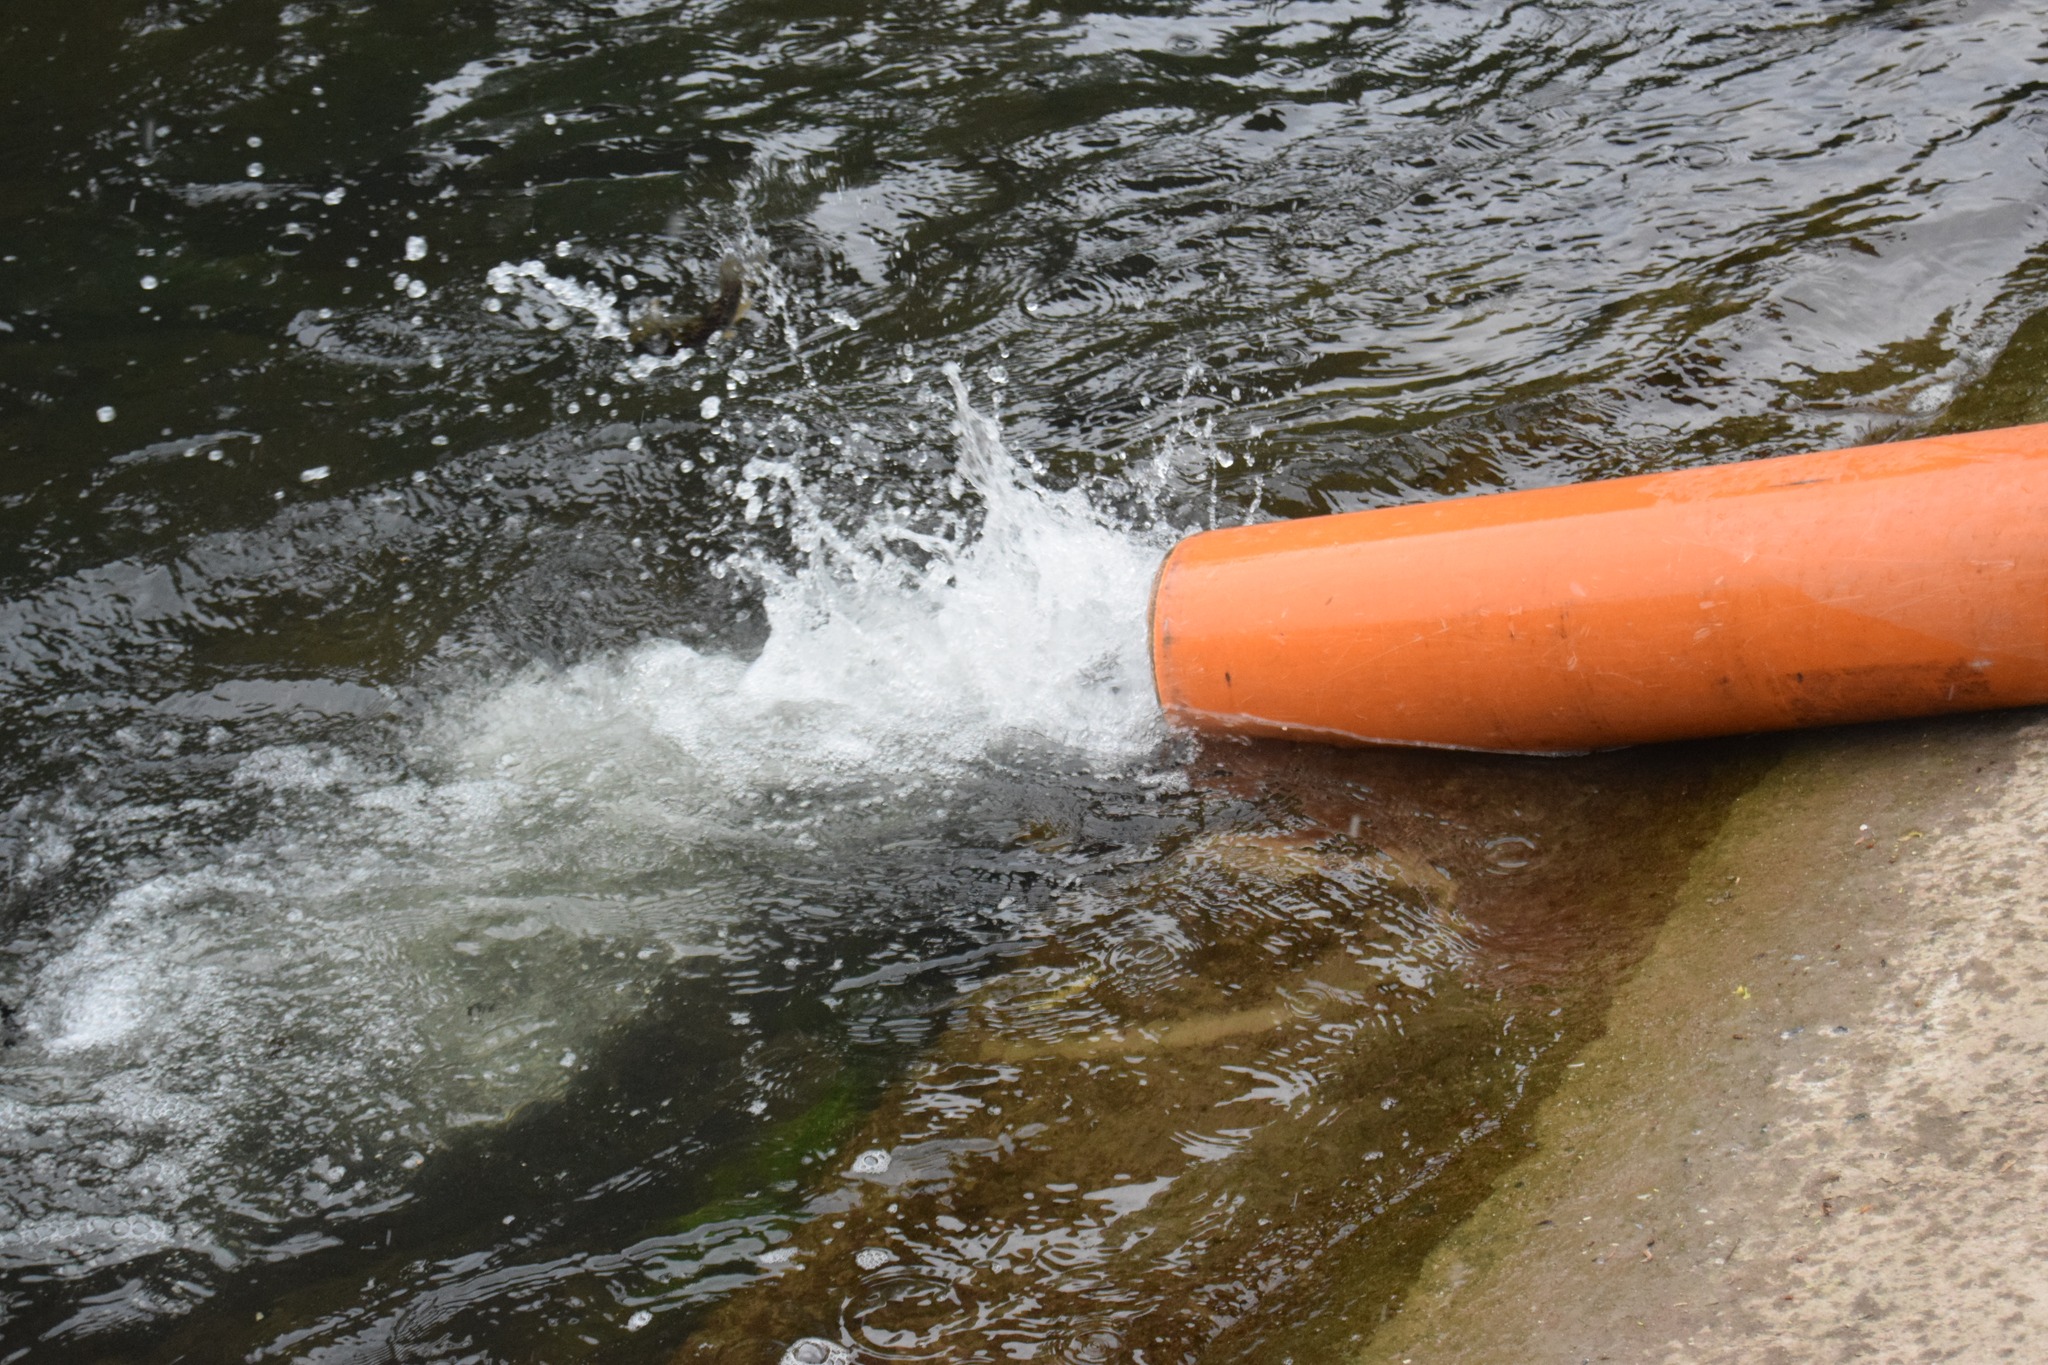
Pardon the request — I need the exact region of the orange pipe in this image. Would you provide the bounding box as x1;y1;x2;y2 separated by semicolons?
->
1151;423;2048;753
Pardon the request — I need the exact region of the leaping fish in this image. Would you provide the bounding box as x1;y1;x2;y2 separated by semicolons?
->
627;253;748;355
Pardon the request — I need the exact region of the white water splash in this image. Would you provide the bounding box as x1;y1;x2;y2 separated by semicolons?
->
484;259;629;340
459;364;1165;829
6;370;1174;1288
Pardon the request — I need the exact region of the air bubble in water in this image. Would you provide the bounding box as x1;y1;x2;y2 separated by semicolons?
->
404;235;428;261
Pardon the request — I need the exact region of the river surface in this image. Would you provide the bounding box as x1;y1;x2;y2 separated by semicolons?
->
4;1;2047;1361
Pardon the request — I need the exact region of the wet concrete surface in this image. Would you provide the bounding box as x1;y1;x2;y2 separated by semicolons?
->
1358;709;2048;1363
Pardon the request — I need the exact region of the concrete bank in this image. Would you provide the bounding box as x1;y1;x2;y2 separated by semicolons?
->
1357;710;2048;1363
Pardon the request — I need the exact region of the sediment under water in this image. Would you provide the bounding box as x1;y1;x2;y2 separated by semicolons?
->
5;0;2048;1360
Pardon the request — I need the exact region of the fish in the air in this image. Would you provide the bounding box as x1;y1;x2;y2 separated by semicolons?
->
627;253;748;355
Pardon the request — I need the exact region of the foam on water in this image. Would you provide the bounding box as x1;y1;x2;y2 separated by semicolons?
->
4;369;1174;1288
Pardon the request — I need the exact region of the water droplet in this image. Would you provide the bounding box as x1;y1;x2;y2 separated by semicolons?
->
245;134;262;149
140;275;158;291
700;395;722;420
95;405;115;423
246;161;264;178
625;1309;653;1331
404;235;427;262
406;279;427;299
299;465;330;483
323;187;346;205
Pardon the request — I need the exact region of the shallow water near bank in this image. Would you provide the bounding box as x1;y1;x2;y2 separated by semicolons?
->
7;0;2048;1360
672;737;1771;1365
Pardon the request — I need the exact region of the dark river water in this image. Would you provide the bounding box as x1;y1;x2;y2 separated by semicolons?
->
4;1;2047;1361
